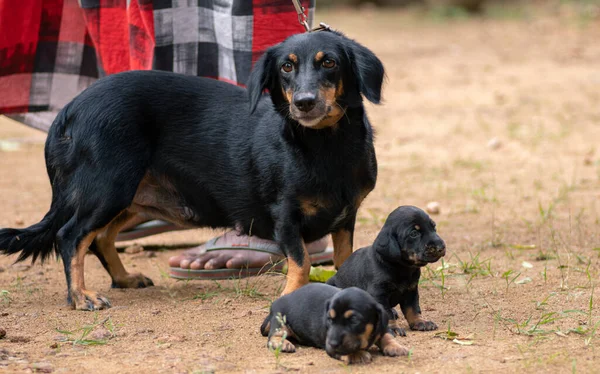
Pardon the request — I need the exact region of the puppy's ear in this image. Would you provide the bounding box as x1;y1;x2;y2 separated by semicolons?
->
347;40;385;104
373;227;401;259
247;48;278;114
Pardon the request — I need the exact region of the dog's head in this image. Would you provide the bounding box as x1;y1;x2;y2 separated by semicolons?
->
247;30;385;129
374;206;446;267
323;287;388;357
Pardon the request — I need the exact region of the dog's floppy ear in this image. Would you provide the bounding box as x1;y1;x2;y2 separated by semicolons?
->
247;48;278;114
373;226;401;259
347;40;385;104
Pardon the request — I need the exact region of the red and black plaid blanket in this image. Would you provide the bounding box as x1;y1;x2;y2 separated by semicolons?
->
0;0;314;131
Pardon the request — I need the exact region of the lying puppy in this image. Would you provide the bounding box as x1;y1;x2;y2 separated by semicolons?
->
260;283;408;364
327;206;446;336
0;28;383;310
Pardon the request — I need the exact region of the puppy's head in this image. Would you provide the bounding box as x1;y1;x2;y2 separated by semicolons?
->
374;206;446;267
323;287;388;357
247;30;385;129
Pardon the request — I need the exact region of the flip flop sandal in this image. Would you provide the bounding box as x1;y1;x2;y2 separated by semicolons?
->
116;220;188;242
169;236;334;280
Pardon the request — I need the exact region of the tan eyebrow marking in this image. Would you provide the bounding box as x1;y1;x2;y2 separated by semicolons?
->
315;51;324;62
288;53;298;63
415;225;420;230
344;310;354;318
329;309;336;319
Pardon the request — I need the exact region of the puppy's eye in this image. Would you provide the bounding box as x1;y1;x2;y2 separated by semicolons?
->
281;62;294;73
409;230;420;239
322;59;336;69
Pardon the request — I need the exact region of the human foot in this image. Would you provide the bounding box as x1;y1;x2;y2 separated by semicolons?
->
168;230;330;270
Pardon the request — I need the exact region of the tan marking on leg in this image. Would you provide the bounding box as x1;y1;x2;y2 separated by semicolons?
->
288;53;298;64
314;51;324;62
332;229;352;269
70;230;111;310
281;242;310;296
96;211;153;288
341;351;372;365
344;310;354;319
377;332;409;357
404;306;424;326
329;309;336;319
359;323;374;349
268;325;296;353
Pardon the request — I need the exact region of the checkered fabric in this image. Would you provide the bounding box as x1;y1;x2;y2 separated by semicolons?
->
0;0;314;131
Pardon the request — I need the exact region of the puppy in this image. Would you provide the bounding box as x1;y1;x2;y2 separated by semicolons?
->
0;29;384;310
260;283;408;364
327;206;446;336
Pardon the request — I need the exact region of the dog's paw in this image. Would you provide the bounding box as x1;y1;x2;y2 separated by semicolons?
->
71;289;111;311
410;320;437;331
388;320;406;337
111;273;154;289
268;338;296;353
342;350;372;365
390;326;406;337
382;340;409;357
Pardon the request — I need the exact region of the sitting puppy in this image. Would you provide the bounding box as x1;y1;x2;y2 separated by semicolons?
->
327;206;446;336
260;283;408;364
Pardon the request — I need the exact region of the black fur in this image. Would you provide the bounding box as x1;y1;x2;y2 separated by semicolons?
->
0;29;383;308
260;283;388;360
327;206;446;335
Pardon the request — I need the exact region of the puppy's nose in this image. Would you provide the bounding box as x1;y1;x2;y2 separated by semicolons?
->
294;92;317;112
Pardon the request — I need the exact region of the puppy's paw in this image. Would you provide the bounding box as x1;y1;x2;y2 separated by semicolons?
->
111;273;154;289
71;289;111;311
382;340;409;357
388;320;406;337
410;320;437;331
268;338;296;353
342;350;372;365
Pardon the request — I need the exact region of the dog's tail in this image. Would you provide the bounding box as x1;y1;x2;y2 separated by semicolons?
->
0;106;74;264
260;312;273;336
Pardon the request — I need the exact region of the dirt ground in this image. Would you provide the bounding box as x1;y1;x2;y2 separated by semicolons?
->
2;4;600;374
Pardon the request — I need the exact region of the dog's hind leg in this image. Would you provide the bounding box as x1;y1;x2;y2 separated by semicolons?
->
90;211;154;289
57;220;110;311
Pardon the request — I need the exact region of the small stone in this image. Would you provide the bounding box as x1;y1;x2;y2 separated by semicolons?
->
487;137;502;150
30;362;53;373
426;201;441;215
0;328;6;339
10;263;30;271
49;343;58;349
0;266;4;273
1;312;8;317
124;245;144;254
15;218;24;226
133;251;156;259
584;156;593;166
151;309;161;316
89;326;113;341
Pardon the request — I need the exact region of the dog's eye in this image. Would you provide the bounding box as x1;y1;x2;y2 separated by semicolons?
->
409;230;420;239
281;62;294;73
322;59;336;69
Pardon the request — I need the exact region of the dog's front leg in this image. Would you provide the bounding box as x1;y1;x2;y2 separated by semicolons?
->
275;215;310;296
332;211;356;269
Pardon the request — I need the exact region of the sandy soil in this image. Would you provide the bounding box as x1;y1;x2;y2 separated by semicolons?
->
1;5;600;374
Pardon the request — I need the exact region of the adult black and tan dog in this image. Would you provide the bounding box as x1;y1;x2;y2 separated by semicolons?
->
260;283;408;364
327;206;446;335
0;29;383;310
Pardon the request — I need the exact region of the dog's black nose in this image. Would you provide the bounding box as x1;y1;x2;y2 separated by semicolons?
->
294;93;317;112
